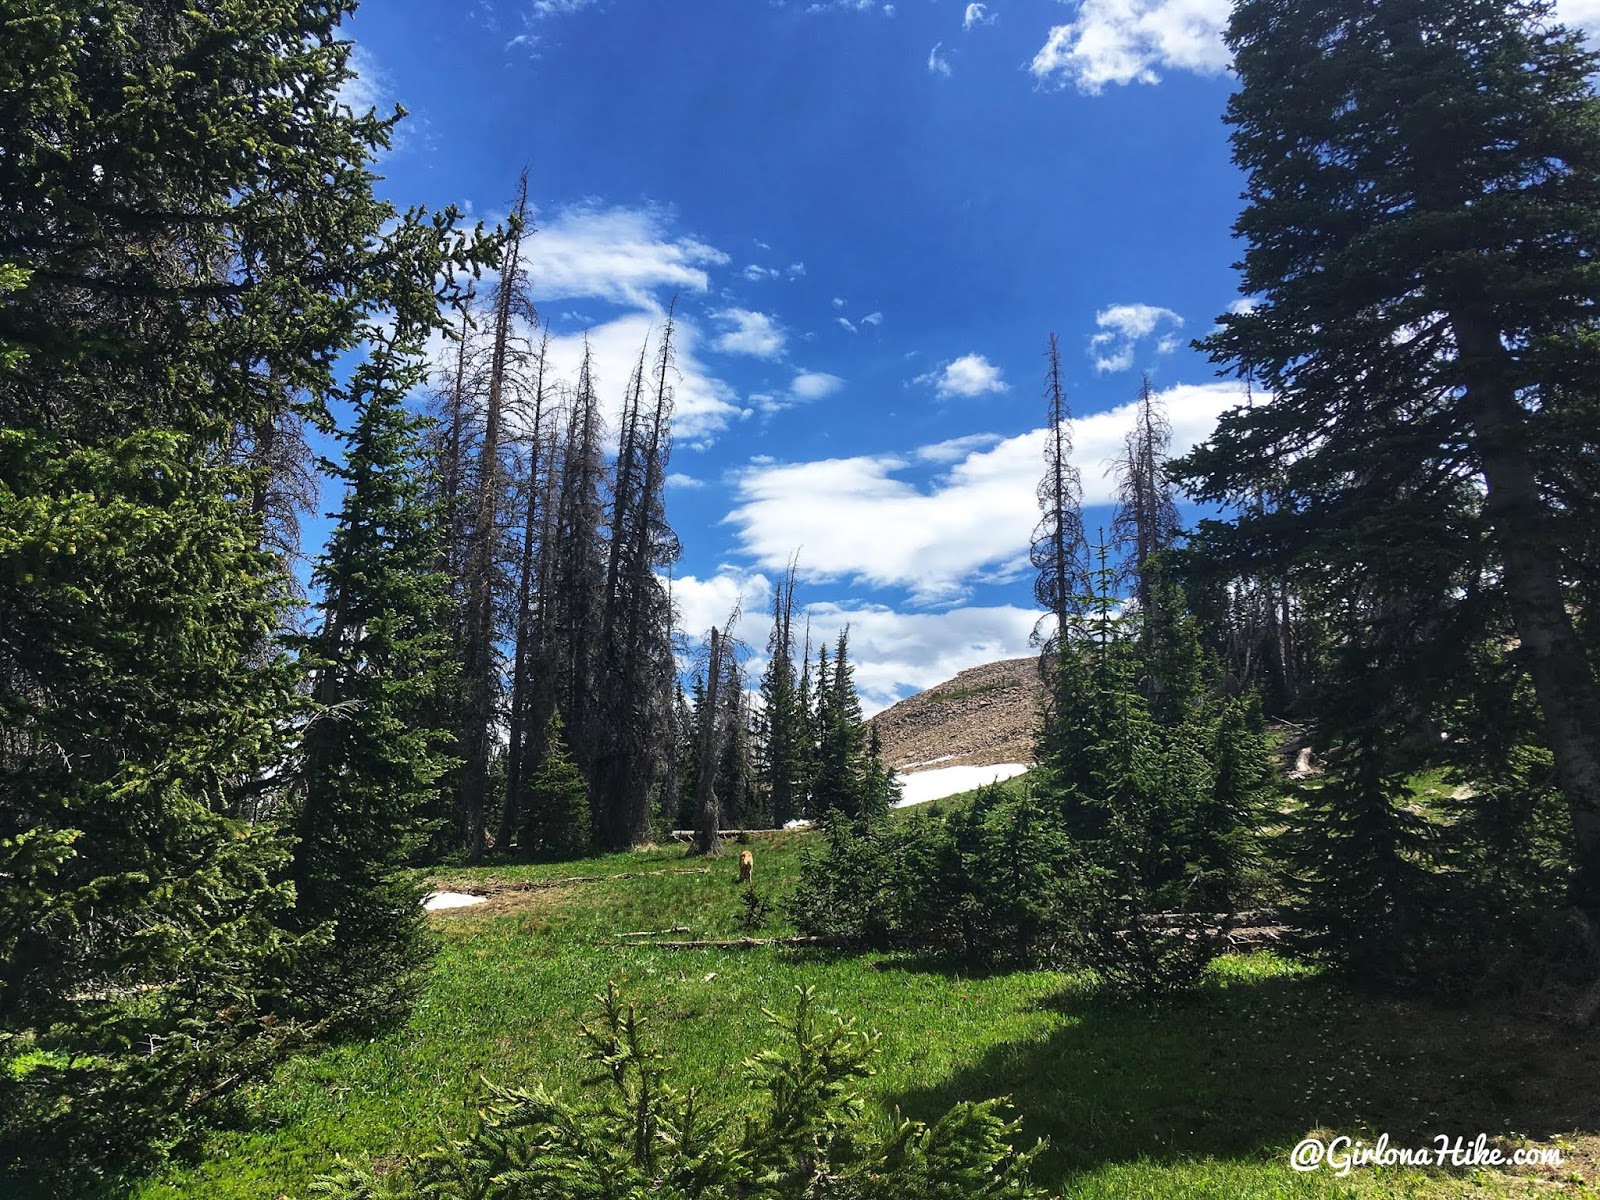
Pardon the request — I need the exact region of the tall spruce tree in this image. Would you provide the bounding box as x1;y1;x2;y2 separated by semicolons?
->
1175;0;1600;919
288;326;455;1027
758;560;808;825
812;630;873;820
0;0;485;1184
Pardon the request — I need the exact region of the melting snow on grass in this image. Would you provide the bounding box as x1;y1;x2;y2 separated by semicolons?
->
893;763;1030;808
422;891;487;911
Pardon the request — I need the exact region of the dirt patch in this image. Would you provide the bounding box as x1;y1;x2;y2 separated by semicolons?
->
427;884;577;922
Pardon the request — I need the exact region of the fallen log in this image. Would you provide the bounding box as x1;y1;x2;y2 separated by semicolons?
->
428;867;711;897
616;926;692;938
668;828;790;841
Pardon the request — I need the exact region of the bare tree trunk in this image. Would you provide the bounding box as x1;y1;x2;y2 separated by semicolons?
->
1452;305;1600;919
462;171;532;860
498;334;549;851
694;627;726;857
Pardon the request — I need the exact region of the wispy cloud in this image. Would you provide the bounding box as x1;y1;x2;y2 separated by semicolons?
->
963;3;997;30
928;42;953;76
519;203;728;308
726;381;1246;601
711;308;786;359
748;370;846;418
1089;302;1183;372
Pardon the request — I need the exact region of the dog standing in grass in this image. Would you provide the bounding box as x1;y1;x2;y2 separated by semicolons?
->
739;849;753;883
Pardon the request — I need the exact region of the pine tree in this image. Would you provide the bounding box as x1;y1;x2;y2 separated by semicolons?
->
1029;334;1087;659
520;713;592;860
812;630;873;820
549;343;610;797
758;560;808;825
288;328;455;1026
460;172;536;860
1176;0;1600;919
594;311;682;848
1111;375;1180;618
499;332;553;850
0;1;486;1184
692;616;742;855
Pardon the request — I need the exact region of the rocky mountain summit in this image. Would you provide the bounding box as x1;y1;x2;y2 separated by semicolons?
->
869;656;1045;773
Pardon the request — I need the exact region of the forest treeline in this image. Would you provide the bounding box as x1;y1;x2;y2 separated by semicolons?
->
0;3;889;1188
793;0;1600;1005
4;0;1600;1193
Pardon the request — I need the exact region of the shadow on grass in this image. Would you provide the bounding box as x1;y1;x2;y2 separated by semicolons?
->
887;957;1600;1190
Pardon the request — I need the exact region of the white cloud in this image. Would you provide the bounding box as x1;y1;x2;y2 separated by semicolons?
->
673;571;1041;715
928;42;953;75
529;0;603;16
1090;302;1183;372
535;312;746;442
1562;0;1600;35
748;370;846;417
788;261;807;277
743;264;781;282
963;3;997;30
336;45;389;116
711;308;786;359
917;353;1008;398
726;381;1246;601
441;203;755;442
666;473;706;489
861;311;884;326
800;602;1041;714
672;571;773;646
791;371;845;401
1030;0;1231;94
916;433;1003;463
518;204;728;308
837;316;857;333
1227;297;1260;315
832;297;847;308
1028;0;1600;94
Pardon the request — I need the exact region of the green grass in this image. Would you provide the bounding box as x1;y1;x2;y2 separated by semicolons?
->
131;829;1599;1200
925;680;1012;703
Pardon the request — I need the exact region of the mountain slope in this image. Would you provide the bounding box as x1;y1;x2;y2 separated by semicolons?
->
869;656;1044;773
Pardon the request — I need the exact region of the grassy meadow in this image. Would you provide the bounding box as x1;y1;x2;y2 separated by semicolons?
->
131;799;1600;1199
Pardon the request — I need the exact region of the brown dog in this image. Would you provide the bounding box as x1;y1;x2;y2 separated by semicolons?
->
738;849;754;883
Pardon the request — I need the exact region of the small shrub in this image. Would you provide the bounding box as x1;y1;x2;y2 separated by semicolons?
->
308;984;1051;1199
737;884;772;933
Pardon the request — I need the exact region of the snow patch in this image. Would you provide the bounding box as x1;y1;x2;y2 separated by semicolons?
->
892;763;1030;809
423;891;487;911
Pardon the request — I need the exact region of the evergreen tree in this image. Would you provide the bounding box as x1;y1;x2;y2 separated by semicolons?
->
593;311;681;849
1111;375;1180;618
800;629;893;823
692;617;742;855
758;560;808;825
1176;0;1600;919
813;630;870;819
0;1;486;1184
288;328;455;1027
459;173;535;860
520;713;592;860
1029;334;1087;659
498;332;553;850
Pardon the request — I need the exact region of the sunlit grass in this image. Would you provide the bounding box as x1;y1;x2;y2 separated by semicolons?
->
130;822;1597;1200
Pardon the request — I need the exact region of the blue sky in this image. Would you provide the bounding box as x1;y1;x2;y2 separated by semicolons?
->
329;0;1600;712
